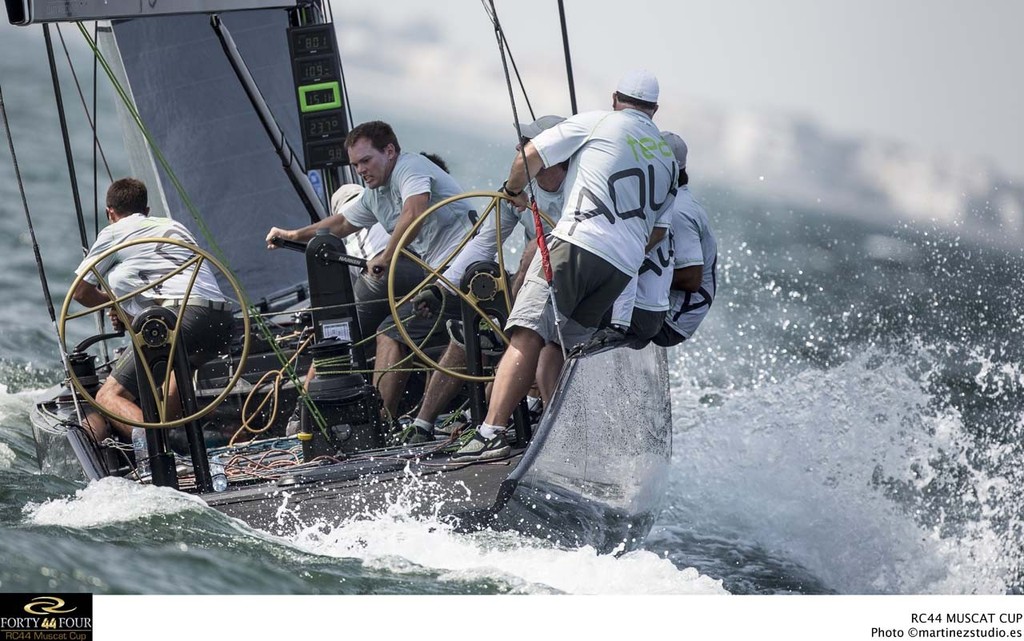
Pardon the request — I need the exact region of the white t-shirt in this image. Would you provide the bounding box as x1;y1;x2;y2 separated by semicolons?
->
664;187;718;339
532;109;677;276
610;227;675;325
342;152;473;268
442;181;564;289
75;214;225;317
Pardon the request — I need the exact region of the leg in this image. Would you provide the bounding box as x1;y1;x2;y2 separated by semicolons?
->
415;342;467;424
374;334;412;420
536;343;565;406
80;409;111;442
482;327;545;427
95;376;142;440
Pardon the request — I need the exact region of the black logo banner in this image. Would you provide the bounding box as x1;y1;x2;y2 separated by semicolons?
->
0;593;93;641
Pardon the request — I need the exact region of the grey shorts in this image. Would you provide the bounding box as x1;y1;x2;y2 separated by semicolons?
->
628;308;667;342
112;306;234;400
506;238;630;349
353;254;427;338
379;290;462;348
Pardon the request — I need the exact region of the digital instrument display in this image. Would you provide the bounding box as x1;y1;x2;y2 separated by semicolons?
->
290;27;334;56
296;56;338;83
288;24;349;169
303;113;347;138
298;82;342;112
306;140;349;168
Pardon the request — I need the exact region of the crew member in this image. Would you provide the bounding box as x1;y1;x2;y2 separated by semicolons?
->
404;116;569;444
266;122;473;422
455;70;678;460
72;177;233;440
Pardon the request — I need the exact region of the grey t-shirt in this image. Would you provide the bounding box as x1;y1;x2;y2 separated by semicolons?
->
342;152;473;268
75;214;225;317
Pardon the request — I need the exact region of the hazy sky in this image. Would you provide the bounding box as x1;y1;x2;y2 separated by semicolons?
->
332;0;1024;178
1;1;1020;177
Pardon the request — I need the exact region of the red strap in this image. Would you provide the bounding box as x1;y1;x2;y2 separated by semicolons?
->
530;199;553;283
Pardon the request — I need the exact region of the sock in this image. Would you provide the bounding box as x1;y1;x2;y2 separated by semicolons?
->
412;418;433;433
478;422;503;439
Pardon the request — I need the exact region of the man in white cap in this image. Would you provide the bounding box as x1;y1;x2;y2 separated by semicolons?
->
454;70;678;460
401;115;569;444
649;131;718;348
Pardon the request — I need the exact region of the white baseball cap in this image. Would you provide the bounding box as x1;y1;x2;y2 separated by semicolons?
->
660;131;687;168
517;114;566;140
331;183;364;215
616;69;659;103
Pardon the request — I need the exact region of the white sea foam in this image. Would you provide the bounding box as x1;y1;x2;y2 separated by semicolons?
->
275;469;726;595
24;476;206;528
670;348;1017;594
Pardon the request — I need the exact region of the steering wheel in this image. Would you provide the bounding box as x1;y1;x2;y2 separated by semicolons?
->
386;191;553;382
59;237;251;430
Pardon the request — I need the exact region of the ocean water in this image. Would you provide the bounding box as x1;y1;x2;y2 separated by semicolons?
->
1;21;1023;596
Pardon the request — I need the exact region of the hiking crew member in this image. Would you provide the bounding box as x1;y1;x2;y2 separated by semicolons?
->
650;131;719;347
405;116;569;444
455;70;678;460
72;177;232;440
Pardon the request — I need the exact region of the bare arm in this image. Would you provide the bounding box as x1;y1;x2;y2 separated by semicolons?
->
367;192;431;278
72;280;109;308
504;142;546;208
672;265;703;292
265;214;362;249
646;227;666;252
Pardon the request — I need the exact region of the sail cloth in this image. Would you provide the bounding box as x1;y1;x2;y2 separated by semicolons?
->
99;10;316;301
495;343;673;553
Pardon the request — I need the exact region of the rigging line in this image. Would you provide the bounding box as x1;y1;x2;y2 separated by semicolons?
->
485;0;568;356
0;81;90;431
91;22;100;239
556;0;578;116
55;24;114;185
479;0;535;122
50;23;111;357
75;23;238;290
499;31;535;122
44;24;90;255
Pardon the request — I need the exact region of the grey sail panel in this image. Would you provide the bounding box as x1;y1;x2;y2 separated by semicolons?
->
108;10;314;300
495;343;673;553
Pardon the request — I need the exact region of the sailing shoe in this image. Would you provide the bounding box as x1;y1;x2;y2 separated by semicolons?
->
405;427;435;445
450;429;511;461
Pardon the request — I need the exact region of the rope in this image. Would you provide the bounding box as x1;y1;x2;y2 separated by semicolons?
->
229;332;315;446
484;0;568;356
55;24;114;183
0;80;90;433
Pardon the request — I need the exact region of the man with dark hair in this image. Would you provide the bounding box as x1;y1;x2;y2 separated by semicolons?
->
72;177;233;440
266;121;473;422
455;70;678;460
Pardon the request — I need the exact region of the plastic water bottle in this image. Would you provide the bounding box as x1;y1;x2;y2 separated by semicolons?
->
131;427;149;477
210;462;228;492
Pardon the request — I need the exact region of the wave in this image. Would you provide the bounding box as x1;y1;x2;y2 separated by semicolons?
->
666;346;1020;594
23;477;207;528
276;474;726;595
